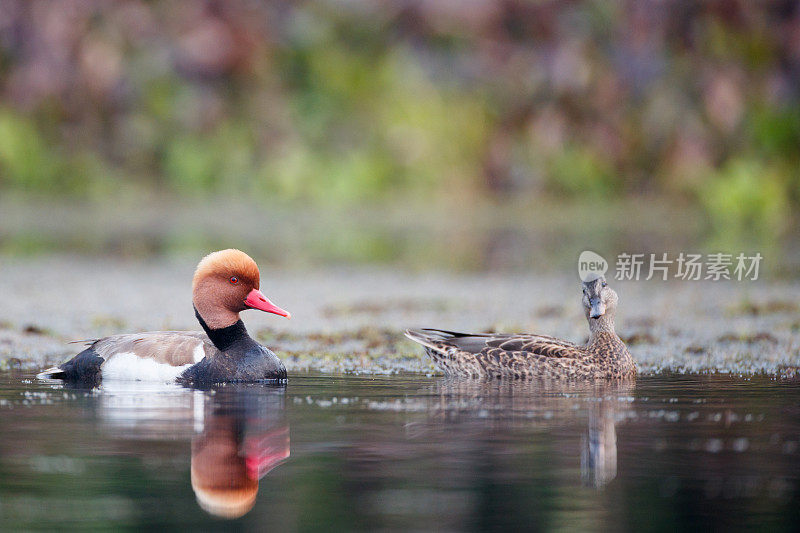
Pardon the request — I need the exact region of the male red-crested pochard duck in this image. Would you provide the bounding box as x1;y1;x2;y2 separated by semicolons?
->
37;249;291;386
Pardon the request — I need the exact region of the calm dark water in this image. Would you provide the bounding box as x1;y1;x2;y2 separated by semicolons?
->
0;372;798;531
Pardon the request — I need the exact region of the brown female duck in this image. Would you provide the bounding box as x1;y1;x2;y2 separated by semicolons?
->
405;276;635;380
37;249;291;386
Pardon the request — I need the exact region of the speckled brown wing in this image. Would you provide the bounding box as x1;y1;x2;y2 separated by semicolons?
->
484;334;582;358
405;329;590;379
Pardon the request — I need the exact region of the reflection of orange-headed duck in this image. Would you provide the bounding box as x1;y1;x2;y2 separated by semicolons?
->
191;413;290;519
37;250;291;385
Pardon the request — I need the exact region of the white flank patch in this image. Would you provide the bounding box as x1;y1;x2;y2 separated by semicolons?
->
193;342;206;363
101;352;193;383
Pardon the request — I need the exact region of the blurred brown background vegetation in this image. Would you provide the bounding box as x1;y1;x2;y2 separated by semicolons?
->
0;0;798;268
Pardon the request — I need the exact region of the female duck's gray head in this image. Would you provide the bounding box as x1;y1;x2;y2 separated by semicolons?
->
581;276;618;322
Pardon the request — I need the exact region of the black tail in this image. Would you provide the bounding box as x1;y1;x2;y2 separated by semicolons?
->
404;329;451;354
37;346;103;386
420;328;489;339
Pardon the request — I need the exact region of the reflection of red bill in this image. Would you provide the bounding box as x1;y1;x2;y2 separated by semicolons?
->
244;426;291;480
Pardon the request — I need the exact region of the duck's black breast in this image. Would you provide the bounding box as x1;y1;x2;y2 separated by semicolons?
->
179;338;286;385
235;343;287;381
185;314;287;384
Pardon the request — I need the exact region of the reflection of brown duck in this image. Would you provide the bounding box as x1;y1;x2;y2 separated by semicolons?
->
93;380;289;518
190;386;290;519
191;415;289;518
428;378;633;487
582;400;618;488
406;277;635;380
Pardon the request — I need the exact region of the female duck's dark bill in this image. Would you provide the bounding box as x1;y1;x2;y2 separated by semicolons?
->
589;298;605;319
244;288;291;319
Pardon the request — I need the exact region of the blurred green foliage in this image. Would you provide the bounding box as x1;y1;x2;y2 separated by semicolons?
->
548;146;618;197
0;0;797;235
0;109;59;190
700;158;789;236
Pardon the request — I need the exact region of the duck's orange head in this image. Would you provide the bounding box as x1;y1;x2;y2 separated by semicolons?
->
192;249;290;329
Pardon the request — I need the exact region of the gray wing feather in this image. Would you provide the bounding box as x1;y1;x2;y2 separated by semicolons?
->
92;331;219;366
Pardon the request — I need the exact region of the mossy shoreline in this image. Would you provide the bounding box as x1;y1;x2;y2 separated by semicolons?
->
1;256;798;379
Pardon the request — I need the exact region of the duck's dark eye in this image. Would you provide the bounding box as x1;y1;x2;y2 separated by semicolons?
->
229;276;239;285
602;281;607;287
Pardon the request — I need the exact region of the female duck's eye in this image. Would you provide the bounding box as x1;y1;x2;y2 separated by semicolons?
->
602;282;607;287
229;276;239;285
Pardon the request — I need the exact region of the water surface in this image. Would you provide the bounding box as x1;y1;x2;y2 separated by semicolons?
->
0;372;798;530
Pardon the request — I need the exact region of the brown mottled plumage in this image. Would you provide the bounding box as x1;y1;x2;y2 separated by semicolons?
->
405;277;635;380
